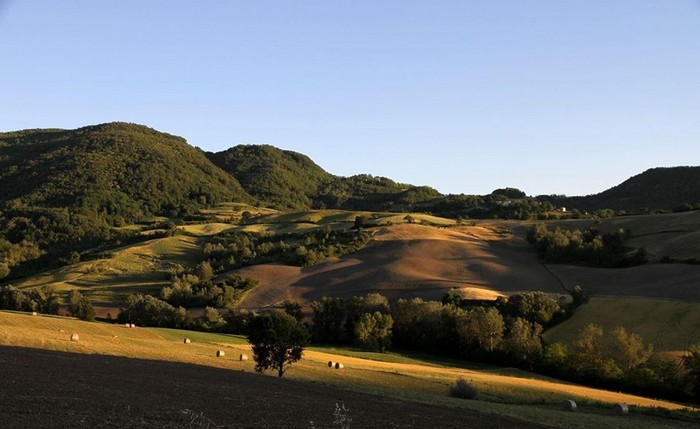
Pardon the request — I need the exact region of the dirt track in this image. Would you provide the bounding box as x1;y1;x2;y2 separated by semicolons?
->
0;346;551;428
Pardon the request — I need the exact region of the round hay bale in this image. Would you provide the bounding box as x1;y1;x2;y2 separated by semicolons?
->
31;311;37;316
125;323;131;328
70;333;80;342
216;350;225;357
561;399;577;411
183;338;191;344
239;353;248;361
335;362;344;370
613;403;629;414
327;361;335;368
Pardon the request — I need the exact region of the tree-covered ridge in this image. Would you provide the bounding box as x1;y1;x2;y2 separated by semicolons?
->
0;122;251;220
561;167;700;212
208;144;442;210
208;144;333;209
0;122;252;280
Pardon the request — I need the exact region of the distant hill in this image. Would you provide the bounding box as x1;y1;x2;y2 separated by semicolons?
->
571;167;700;212
0;122;250;219
208;144;333;209
208;144;442;210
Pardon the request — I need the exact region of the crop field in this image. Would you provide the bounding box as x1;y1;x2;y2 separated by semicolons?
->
236;223;563;309
543;296;700;353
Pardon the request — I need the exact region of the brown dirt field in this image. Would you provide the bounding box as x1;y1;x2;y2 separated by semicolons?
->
547;264;700;301
236;224;564;308
0;346;551;429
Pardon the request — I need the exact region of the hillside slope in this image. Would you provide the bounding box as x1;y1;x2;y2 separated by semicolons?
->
572;167;700;211
208;143;442;210
0;122;250;217
235;223;564;308
0;123;251;280
208;144;333;209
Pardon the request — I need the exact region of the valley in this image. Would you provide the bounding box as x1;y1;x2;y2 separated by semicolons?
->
2;123;700;427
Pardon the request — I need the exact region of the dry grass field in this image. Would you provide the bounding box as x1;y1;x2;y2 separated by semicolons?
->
236;223;563;309
1;311;697;429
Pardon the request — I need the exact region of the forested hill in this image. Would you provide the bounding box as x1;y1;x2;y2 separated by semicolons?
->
0;122;250;219
208;144;442;210
569;167;700;212
0;123;252;280
208;144;334;209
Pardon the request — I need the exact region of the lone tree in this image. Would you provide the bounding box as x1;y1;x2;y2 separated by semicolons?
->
247;311;310;377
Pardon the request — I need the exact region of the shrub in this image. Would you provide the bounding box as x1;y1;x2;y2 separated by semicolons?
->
449;378;478;399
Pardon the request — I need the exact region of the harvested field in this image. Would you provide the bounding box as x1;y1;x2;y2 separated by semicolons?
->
236;224;563;308
0;346;552;428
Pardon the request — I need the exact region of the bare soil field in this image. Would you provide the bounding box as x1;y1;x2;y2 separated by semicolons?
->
236;224;564;308
0;346;550;429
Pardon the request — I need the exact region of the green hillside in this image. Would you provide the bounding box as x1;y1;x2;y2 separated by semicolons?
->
208;144;333;209
0;122;249;216
0;123;251;280
208;143;442;210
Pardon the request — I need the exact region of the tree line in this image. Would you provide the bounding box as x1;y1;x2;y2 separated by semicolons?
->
202;228;370;271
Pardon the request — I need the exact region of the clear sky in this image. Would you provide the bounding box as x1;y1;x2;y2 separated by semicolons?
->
1;1;699;196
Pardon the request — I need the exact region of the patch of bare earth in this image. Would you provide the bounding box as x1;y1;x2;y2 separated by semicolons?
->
0;346;550;428
236;224;563;309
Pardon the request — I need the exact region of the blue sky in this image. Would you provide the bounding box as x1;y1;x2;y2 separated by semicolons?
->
1;1;699;196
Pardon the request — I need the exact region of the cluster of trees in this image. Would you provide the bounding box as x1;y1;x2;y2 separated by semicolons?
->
117;292;265;333
0;206;136;280
543;324;698;401
389;293;560;369
160;262;258;308
67;290;96;321
527;224;647;267
420;193;569;221
202;228;370;271
0;284;60;314
311;294;394;352
309;291;568;363
0;284;95;321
